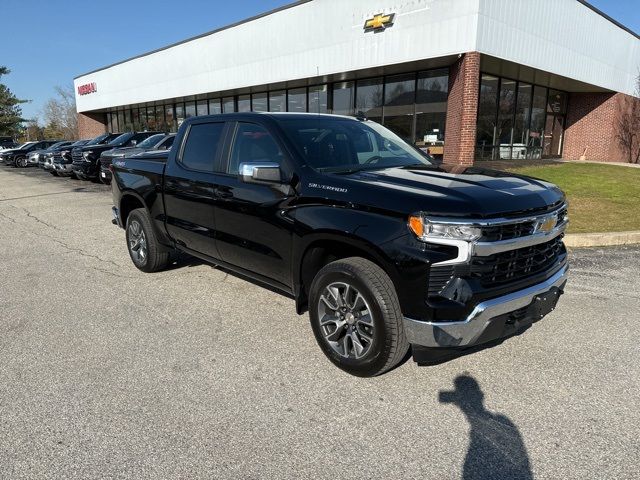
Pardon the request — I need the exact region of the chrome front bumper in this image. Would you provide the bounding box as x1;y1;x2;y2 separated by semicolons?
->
404;265;568;348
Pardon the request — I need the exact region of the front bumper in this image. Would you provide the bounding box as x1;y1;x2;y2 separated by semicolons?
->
72;161;95;178
100;166;112;183
404;264;568;348
54;163;74;175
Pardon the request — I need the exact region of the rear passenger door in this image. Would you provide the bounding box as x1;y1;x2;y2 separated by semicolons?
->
212;121;294;288
163;120;229;259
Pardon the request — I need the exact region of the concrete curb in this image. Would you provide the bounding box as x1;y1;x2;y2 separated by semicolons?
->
564;231;640;248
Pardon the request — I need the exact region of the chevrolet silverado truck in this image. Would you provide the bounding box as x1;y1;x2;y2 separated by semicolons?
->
72;131;161;180
110;113;569;377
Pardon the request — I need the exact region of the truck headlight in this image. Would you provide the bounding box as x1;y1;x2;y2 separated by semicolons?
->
408;215;481;242
83;151;94;161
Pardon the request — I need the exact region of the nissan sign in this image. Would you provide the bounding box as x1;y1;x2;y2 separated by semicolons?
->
77;82;97;95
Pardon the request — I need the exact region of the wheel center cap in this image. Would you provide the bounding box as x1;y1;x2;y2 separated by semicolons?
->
345;312;356;325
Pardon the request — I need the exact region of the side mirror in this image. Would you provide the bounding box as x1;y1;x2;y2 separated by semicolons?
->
239;162;282;184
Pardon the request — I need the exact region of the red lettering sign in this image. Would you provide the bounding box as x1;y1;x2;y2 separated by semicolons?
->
77;82;97;95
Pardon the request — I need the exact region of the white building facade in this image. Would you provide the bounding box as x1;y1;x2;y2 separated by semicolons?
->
74;0;640;164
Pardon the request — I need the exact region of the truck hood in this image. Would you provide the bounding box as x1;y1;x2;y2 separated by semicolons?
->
322;165;565;218
102;146;143;159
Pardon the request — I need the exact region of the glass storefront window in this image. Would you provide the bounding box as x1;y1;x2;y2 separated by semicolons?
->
332;82;355;116
196;100;208;116
146;107;156;131
476;75;499;160
530;86;547;154
175;103;185;128
252;93;268;112
117;111;125;133
288;88;307;112
384;74;415;142
185;101;196;118
356;77;383;124
237;95;251;112
415;69;448;147
209;98;222;115
131;108;140;131
308;85;328;114
497;79;516;153
124;109;133;131
165;105;175;132
269;91;286;112
513;83;533;153
223;97;235;113
107;113;114;132
547;90;567;114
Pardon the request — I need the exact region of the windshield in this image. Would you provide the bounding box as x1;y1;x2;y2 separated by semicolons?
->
17;142;37;150
108;133;133;146
71;140;89;147
278;117;432;173
137;134;166;149
88;134;109;145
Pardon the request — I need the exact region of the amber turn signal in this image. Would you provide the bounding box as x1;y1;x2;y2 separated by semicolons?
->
408;215;424;238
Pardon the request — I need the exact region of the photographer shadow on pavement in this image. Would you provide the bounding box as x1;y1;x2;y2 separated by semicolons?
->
439;375;534;480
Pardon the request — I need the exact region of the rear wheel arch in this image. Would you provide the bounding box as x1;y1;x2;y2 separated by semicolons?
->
119;193;146;228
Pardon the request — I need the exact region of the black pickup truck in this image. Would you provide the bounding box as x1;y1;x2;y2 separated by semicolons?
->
72;131;161;180
111;113;569;377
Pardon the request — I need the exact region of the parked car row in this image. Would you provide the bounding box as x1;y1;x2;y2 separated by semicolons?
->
0;131;175;185
0;136;18;150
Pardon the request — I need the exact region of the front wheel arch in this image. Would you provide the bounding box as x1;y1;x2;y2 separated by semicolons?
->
295;234;400;314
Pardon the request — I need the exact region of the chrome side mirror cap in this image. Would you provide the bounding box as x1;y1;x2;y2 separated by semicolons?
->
239;162;282;184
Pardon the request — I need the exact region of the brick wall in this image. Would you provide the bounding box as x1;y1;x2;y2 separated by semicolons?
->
443;52;480;166
564;92;639;162
77;112;107;139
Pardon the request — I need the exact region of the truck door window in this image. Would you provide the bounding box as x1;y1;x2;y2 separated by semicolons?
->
180;122;225;172
227;123;283;174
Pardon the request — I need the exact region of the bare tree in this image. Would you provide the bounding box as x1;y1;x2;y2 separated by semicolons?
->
41;85;78;140
616;73;640;164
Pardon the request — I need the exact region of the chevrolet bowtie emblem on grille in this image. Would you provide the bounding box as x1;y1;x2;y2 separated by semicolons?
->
537;215;557;233
364;13;395;32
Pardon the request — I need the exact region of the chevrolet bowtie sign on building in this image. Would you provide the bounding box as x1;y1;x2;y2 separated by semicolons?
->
363;13;395;32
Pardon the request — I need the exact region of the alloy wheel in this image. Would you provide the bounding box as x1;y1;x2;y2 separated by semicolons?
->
317;282;375;359
128;220;148;264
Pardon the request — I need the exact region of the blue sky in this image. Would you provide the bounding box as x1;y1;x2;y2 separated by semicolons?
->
2;0;639;121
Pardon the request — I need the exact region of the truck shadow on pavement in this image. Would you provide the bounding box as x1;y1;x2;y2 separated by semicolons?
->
439;375;534;480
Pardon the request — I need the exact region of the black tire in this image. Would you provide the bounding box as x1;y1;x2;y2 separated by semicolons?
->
309;257;409;377
50;170;59;176
15;156;27;168
125;208;171;273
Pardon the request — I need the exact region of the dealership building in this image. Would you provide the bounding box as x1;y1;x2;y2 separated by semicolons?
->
74;0;640;165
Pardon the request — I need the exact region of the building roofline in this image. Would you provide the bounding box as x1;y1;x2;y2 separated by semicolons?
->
75;0;638;81
576;0;639;40
74;0;313;80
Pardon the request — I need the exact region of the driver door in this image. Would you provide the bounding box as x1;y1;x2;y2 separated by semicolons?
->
212;121;294;288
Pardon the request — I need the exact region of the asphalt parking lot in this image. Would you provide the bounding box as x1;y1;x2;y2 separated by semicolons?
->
1;166;639;479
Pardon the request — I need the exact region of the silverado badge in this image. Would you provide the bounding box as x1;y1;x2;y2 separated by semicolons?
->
364;13;395;32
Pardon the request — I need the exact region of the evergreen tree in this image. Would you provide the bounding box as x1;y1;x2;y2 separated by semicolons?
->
0;66;29;137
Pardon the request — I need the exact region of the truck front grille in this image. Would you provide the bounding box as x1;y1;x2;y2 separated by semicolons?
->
428;235;566;296
469;235;565;287
480;207;568;242
72;150;84;165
